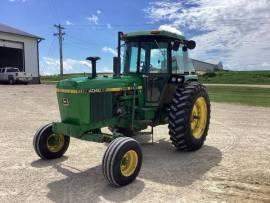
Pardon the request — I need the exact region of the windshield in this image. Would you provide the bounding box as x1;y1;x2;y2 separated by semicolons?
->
122;40;194;74
123;41;168;74
6;68;19;72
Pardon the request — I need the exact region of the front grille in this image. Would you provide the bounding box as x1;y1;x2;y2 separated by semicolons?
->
90;93;113;123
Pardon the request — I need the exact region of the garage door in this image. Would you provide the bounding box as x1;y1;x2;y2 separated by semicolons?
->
0;39;24;71
0;40;23;49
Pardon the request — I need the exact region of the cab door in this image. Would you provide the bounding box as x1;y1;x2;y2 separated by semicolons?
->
143;42;170;106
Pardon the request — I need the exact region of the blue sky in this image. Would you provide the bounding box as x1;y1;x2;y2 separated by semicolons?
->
1;0;270;74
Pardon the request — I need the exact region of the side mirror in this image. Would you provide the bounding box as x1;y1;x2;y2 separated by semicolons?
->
172;40;180;51
185;40;196;50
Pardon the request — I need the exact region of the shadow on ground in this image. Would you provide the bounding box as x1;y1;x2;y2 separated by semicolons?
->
31;138;222;202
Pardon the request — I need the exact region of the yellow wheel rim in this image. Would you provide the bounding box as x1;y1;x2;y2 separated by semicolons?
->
120;150;138;177
190;97;208;139
47;134;65;153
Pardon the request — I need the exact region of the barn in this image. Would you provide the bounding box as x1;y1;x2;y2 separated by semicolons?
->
0;23;43;84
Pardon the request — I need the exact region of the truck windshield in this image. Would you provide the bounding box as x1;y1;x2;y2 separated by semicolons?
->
6;68;19;72
123;41;169;74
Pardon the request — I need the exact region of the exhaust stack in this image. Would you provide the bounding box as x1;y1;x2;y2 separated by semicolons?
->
86;56;100;78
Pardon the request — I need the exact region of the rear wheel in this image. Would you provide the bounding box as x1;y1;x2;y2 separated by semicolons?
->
102;137;142;186
33;123;70;159
168;82;210;151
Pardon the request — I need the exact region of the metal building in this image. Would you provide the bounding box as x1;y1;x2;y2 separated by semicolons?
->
0;23;43;83
192;59;223;74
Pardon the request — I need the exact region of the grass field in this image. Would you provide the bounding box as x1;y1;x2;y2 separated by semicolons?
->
207;86;270;107
199;71;270;84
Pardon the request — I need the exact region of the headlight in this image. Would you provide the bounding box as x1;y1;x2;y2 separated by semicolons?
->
177;77;182;82
171;77;176;82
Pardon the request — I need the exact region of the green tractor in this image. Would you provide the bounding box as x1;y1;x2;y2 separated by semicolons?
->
33;30;210;186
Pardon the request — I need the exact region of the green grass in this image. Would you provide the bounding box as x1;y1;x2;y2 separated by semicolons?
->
199;71;270;85
207;86;270;107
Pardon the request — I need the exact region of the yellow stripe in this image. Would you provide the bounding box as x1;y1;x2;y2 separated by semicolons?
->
57;86;143;94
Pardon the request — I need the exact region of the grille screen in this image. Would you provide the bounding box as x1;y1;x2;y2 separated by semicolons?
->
90;93;113;123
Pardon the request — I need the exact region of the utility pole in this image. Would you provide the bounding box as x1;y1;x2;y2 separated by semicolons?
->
54;24;65;77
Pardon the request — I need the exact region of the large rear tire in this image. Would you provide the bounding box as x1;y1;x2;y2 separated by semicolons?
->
33;123;70;159
168;82;210;151
102;137;142;186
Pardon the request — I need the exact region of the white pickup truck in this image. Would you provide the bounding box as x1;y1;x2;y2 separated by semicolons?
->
0;67;32;85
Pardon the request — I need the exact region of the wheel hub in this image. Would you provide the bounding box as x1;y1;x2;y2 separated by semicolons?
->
47;134;65;153
190;97;208;139
120;150;138;177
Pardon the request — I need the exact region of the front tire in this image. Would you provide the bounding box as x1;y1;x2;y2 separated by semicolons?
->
168;82;210;151
9;78;15;85
33;123;70;159
102;137;143;186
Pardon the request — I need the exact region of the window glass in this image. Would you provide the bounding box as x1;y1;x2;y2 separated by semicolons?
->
172;48;184;74
149;43;168;73
129;46;138;72
7;68;19;72
139;47;146;72
123;41;168;74
172;47;195;74
123;42;139;73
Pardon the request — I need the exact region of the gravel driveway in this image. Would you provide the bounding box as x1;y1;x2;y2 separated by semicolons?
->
0;84;269;203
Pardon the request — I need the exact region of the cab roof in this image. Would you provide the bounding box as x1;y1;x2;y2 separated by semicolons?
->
123;30;185;41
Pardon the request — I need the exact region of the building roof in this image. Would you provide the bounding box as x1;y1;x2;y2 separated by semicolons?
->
0;23;43;40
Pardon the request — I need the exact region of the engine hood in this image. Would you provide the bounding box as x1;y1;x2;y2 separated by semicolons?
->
56;75;143;91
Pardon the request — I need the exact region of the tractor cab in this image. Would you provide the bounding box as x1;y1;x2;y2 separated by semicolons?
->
119;30;196;106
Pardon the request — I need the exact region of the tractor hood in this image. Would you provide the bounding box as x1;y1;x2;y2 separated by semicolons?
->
56;75;143;91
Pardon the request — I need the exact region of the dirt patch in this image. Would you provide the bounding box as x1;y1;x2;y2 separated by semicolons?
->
0;84;269;202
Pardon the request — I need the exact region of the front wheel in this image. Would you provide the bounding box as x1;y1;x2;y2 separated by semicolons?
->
102;137;143;186
33;123;70;159
9;78;15;85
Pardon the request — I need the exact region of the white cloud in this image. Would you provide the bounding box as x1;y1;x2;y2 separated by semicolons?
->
159;24;182;35
65;20;72;25
96;10;102;15
40;57;92;75
86;15;99;25
102;46;117;56
145;0;270;70
41;57;111;75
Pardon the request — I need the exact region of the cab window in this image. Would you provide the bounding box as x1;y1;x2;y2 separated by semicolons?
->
123;41;169;74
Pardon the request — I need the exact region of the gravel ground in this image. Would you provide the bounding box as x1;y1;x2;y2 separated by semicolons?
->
0;84;269;203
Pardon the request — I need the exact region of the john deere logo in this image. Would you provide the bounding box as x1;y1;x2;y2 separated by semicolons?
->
63;98;69;106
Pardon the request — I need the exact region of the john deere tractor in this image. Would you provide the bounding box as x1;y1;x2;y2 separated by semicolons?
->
33;30;210;186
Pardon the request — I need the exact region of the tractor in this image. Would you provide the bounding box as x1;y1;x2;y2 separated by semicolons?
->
33;30;211;186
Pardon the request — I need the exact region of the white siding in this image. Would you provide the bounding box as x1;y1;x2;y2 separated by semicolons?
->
0;32;39;77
